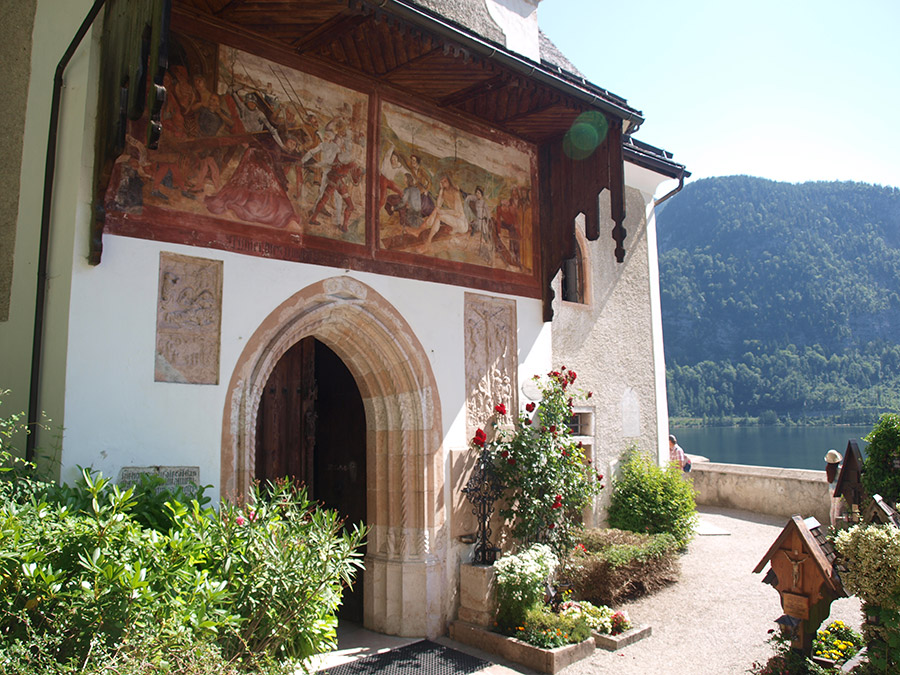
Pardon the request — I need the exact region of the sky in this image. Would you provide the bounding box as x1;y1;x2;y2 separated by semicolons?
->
538;0;900;189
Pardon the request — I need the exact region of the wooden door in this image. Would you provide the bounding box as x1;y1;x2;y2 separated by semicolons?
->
255;337;367;622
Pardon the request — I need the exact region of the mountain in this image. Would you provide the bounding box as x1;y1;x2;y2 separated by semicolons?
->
656;175;900;421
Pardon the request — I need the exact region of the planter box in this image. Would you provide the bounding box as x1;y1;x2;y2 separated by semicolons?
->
593;624;651;651
449;620;595;674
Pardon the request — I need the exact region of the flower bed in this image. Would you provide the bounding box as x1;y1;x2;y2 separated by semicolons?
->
450;620;595;674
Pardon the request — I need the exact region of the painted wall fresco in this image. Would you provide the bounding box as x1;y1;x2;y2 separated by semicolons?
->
105;33;368;244
379;103;535;273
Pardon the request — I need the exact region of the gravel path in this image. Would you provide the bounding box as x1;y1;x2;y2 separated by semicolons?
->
558;506;862;675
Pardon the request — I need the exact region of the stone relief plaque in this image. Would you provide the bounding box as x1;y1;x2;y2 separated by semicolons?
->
118;466;201;496
464;293;517;439
155;252;223;384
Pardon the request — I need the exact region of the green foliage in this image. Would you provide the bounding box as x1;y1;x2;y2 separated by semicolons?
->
485;368;603;553
494;544;557;632
862;414;900;504
562;529;679;605
834;524;900;672
0;466;365;674
512;605;590;648
607;451;697;549
658;177;900;421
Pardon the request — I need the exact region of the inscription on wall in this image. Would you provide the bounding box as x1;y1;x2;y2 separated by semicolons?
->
464;293;517;439
155;252;223;384
119;465;201;496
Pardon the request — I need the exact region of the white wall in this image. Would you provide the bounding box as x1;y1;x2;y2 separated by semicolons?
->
61;233;549;501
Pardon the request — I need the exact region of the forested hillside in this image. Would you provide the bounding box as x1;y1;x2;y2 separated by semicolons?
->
657;176;900;422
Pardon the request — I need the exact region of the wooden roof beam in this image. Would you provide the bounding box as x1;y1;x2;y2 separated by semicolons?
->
438;73;508;108
291;11;369;54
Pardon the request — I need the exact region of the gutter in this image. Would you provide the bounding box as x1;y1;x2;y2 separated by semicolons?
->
369;0;645;132
653;169;686;207
27;0;108;461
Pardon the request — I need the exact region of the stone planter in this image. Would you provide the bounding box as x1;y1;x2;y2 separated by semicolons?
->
593;624;652;651
450;620;595;674
457;563;497;627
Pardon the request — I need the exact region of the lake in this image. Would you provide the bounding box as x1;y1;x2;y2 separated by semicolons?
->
671;425;870;471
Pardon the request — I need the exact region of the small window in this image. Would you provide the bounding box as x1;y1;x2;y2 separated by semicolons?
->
568;411;592;436
561;250;585;304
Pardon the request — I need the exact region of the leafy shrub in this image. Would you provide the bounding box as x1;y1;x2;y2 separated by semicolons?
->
834;524;900;673
512;605;590;648
484;368;603;553
607;450;697;548
862;413;900;505
494;543;557;632
0;467;365;674
562;528;679;605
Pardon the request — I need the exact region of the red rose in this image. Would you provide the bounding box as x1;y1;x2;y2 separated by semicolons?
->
524;418;531;425
561;450;567;457
548;523;555;529
587;391;593;398
507;458;516;465
549;425;556;433
568;370;577;382
525;402;536;412
501;450;509;458
473;428;487;447
494;403;507;415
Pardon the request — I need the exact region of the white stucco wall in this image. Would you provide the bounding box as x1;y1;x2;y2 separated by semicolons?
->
61;234;549;502
552;166;675;522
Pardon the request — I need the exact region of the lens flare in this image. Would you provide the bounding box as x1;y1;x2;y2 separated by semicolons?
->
563;111;609;160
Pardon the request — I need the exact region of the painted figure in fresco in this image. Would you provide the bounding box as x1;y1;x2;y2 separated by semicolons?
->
105;134;152;213
232;92;284;148
308;134;363;232
465;186;493;261
495;187;523;265
302;129;341;216
387;172;424;228
379;149;405;212
422;174;468;243
204;144;297;229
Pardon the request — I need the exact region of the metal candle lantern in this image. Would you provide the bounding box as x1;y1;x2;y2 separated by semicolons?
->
462;446;504;565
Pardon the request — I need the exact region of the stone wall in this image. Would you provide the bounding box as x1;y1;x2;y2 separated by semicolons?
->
691;460;831;525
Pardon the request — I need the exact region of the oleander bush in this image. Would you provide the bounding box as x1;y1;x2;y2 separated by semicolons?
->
0;461;365;675
562;528;679;605
607;449;697;549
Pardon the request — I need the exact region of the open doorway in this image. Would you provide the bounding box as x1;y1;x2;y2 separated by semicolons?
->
255;336;367;621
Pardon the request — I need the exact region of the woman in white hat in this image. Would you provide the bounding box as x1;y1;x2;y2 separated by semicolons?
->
825;449;843;528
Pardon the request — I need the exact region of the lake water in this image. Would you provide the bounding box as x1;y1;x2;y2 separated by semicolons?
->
671;425;870;471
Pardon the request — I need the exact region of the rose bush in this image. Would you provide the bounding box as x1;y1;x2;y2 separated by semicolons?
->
472;367;603;553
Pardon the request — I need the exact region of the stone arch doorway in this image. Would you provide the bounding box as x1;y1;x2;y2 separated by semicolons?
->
255;337;367;621
221;277;446;637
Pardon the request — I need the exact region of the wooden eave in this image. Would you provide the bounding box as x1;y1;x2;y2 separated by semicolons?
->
171;0;641;318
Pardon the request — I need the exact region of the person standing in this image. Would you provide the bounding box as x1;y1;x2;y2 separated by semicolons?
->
825;448;844;528
668;434;691;473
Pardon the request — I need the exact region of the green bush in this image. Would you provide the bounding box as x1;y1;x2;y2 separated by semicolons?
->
607;450;697;548
0;465;365;674
562;528;679;605
862;413;900;505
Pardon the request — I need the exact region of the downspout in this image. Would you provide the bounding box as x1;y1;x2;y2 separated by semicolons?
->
27;0;108;461
654;168;685;207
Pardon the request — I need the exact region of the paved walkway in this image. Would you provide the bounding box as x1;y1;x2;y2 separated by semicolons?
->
312;506;862;675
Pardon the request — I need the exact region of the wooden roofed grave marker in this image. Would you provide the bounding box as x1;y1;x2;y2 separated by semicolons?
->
833;440;866;526
753;515;847;656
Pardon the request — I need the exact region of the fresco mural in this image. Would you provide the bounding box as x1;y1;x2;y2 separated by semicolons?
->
105;33;368;245
379;103;535;273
